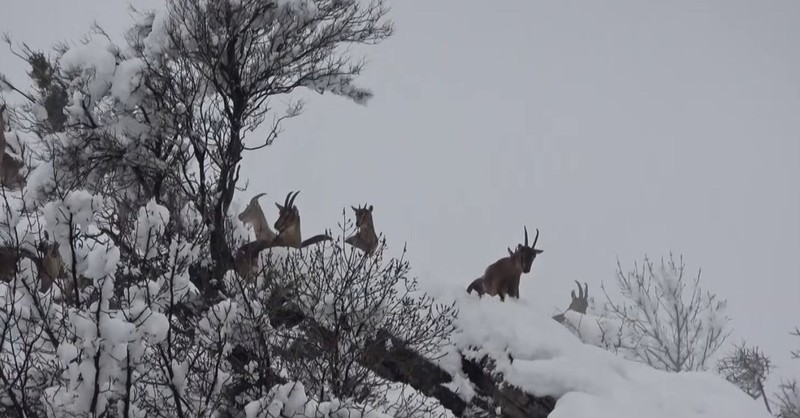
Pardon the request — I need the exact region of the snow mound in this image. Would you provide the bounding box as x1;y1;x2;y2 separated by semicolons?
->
450;293;770;418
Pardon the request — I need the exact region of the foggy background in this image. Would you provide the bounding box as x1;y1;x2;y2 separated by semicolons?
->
2;0;799;385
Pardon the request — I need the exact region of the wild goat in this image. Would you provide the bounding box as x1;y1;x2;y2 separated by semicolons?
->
0;238;66;293
0;104;25;189
344;204;378;255
233;239;267;281
272;190;332;248
552;281;589;323
38;241;66;292
238;193;278;243
466;226;543;301
234;192;278;280
233;191;331;280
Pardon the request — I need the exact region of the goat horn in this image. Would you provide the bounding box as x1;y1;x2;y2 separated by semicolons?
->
575;280;583;298
251;193;267;203
524;226;529;247
289;190;300;207
283;192;292;207
584;282;589;298
532;228;540;248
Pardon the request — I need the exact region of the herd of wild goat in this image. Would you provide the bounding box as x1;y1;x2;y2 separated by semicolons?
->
0;104;590;317
236;190;591;318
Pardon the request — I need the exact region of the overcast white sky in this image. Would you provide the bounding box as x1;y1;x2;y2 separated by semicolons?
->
2;0;799;385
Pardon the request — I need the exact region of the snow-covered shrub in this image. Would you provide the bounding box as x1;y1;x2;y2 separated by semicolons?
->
716;341;774;413
594;254;732;372
219;215;457;417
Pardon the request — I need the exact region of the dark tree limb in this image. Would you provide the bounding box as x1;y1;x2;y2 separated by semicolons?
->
264;290;557;418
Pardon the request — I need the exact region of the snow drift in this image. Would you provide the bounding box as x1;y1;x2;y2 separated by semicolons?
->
445;293;770;418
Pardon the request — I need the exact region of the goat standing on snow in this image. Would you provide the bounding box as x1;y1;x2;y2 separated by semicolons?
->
466;226;543;301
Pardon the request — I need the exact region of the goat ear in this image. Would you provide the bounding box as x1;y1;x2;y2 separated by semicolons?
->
571;290;576;300
368;205;373;212
507;247;514;256
534;249;543;254
275;203;283;210
351;206;357;212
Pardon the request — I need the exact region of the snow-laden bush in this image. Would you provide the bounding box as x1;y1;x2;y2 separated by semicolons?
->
594;254;732;372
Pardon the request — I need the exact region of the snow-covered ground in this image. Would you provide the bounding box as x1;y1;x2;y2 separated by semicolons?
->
443;293;770;418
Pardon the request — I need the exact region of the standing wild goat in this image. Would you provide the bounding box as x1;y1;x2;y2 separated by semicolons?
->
344;203;379;254
0;104;25;189
466;226;543;301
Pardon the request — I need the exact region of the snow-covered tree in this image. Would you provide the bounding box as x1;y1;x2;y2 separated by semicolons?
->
595;254;732;372
0;0;464;416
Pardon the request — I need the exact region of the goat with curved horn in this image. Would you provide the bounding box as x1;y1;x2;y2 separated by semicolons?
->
233;190;332;280
272;190;332;249
467;226;544;301
238;192;277;243
569;280;589;314
552;281;590;323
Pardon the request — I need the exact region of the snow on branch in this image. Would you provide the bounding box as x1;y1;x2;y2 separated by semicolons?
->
598;253;732;372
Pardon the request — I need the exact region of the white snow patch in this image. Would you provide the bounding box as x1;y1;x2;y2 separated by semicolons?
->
143;9;171;57
246;381;393;418
60;39;118;105
452;293;770;418
135;198;170;259
111;58;147;107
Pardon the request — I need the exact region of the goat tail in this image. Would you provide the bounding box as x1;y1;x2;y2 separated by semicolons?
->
466;277;484;296
301;234;333;248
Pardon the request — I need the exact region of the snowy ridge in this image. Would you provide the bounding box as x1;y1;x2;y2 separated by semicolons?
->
447;294;769;418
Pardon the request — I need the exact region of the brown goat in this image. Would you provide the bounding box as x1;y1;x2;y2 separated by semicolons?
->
238;193;278;243
344;203;378;255
466;226;543;301
233;192;277;280
0;105;25;190
272;191;332;248
0;247;18;282
233;240;268;281
38;241;66;293
0;240;66;293
232;191;331;280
